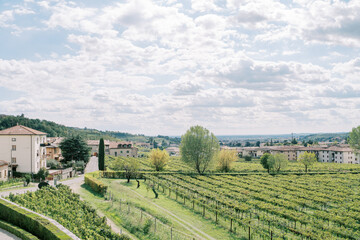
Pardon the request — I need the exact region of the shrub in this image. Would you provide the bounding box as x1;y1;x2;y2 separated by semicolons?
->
84;175;108;194
244;155;252;161
47;159;61;169
0;198;72;240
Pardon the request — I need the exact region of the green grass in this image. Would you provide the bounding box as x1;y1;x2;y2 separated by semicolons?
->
98;178;240;240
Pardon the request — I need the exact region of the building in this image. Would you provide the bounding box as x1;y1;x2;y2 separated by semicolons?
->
87;140;110;156
165;147;180;156
46;137;63;161
135;142;151;148
224;144;360;164
0;125;47;174
109;141;138;158
0;160;8;181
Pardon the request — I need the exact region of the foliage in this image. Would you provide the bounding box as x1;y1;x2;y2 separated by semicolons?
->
244;155;252;161
0;197;72;240
110;157;139;182
24;174;31;186
98;138;105;171
146;173;360;240
180;125;219;174
8;185;128;240
268;153;288;172
0;178;23;189
46;159;61;169
149;148;169;171
38;181;49;189
349;125;360;152
260;153;271;173
216;150;237;172
298;151;317;173
35;168;49;181
59;135;91;163
84;174;108;194
0;219;39;240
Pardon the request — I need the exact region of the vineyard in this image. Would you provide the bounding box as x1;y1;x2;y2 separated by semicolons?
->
8;184;129;240
145;173;360;239
106;155;360;174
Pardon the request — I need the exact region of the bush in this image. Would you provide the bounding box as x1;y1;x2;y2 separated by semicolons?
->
244;155;252;161
0;198;72;240
84;175;108;194
34;168;49;181
47;159;61;169
143;219;152;234
0;219;39;240
24;174;31;186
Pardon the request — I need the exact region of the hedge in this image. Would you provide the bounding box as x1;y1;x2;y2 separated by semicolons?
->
0;198;72;240
84;175;108;194
0;219;39;240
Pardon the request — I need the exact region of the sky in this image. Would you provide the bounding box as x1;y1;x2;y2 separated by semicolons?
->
0;0;359;136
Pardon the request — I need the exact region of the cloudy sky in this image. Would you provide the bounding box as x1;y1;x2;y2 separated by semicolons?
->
0;0;359;136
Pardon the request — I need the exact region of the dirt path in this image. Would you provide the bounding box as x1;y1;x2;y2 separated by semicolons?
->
123;181;216;240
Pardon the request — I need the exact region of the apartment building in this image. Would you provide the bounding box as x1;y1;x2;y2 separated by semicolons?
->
0;125;47;174
46;137;63;161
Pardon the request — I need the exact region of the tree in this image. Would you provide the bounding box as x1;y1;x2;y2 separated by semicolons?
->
268;153;288;172
149;148;169;171
349;126;360;153
291;138;298;144
59;135;91;164
216;150;237;172
111;158;139;183
35;167;49;181
245;141;251;147
180;125;219;174
256;141;260;147
298;151;317;173
98;138;105;171
260;153;271;173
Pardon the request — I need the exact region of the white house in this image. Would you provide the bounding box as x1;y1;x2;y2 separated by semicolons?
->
0;125;47;174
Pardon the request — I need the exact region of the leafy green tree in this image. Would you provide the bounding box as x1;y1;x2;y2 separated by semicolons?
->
35;168;49;181
260;153;271;173
256;141;260;147
291;138;298;144
245;142;251;147
298;151;317;173
111;158;139;183
268;153;288;172
149;148;169;171
59;135;91;163
98;138;105;171
216;150;237;172
180;125;219;174
349;126;360;152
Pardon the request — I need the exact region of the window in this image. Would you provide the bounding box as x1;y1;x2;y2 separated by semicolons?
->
11;158;16;163
12;138;16;142
12;145;16;151
120;151;123;153
115;152;117;157
4;170;6;177
127;150;129;153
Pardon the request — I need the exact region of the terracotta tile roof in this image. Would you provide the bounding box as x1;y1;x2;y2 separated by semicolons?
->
109;141;133;149
0;160;8;166
0;125;47;135
87;140;111;145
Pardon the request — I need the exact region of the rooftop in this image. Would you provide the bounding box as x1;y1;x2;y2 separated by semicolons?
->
0;160;8;166
0;125;47;135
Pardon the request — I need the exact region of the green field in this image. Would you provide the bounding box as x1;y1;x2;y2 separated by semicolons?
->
145;173;360;239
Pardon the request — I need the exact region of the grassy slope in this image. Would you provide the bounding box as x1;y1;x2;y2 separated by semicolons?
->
79;179;240;240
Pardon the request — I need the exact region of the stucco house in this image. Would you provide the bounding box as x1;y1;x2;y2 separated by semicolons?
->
0;125;47;175
109;141;138;158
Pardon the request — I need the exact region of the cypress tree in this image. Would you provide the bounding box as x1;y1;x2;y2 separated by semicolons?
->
98;138;105;171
